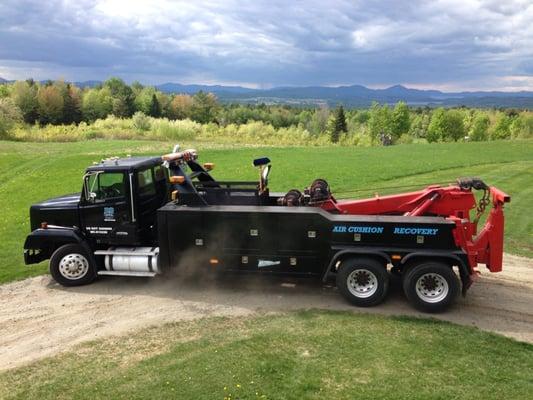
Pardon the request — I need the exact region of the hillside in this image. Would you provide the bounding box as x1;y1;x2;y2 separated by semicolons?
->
157;83;533;108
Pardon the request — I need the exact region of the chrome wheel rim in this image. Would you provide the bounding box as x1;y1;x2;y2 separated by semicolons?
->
58;253;89;280
415;273;449;303
347;269;378;298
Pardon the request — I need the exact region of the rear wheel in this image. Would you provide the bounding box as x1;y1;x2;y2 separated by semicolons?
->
336;257;389;307
50;244;97;287
403;261;459;313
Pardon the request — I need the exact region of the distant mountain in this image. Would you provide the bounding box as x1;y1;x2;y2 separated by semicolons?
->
74;80;102;88
0;77;7;83
1;77;533;107
154;83;533;108
156;82;256;94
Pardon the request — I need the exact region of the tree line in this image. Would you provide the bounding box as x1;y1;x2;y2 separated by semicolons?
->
0;78;220;125
1;77;532;142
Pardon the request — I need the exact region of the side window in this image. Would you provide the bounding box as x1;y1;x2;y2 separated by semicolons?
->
138;168;156;197
154;165;166;181
87;173;125;202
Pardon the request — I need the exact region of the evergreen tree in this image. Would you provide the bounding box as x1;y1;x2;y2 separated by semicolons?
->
329;105;347;143
62;83;82;124
148;93;161;117
334;105;348;133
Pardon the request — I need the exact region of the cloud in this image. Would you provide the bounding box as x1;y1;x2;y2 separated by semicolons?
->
0;0;532;90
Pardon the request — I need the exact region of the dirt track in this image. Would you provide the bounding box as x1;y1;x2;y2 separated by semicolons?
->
1;253;532;371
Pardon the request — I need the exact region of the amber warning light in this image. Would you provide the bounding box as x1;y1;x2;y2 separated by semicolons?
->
169;176;186;184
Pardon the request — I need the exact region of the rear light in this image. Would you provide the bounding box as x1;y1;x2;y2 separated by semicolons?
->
203;162;215;171
209;258;219;265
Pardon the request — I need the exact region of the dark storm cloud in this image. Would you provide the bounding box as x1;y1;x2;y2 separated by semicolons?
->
0;0;532;90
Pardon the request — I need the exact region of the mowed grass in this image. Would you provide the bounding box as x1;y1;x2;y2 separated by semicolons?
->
0;311;532;400
0;139;532;284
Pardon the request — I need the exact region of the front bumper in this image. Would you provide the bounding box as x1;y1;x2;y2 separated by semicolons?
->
23;248;47;265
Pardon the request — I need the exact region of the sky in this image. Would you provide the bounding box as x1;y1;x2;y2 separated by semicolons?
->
0;0;532;91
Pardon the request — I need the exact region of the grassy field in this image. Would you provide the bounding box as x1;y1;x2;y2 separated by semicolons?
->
1;139;532;283
1;140;532;399
0;311;532;399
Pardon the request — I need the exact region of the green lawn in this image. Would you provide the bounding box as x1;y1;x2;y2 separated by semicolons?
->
1;139;532;284
1;311;532;400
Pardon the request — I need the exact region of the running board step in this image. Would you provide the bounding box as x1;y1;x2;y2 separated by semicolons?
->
97;271;157;277
94;250;158;257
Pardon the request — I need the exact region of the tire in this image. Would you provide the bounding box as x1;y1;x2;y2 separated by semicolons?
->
336;257;389;307
50;244;97;287
402;261;459;313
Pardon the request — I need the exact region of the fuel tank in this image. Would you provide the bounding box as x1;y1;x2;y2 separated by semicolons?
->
101;247;160;273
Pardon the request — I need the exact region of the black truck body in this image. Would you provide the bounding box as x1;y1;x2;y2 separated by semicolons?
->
158;204;463;279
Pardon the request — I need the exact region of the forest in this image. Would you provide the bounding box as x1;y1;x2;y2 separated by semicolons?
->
1;77;532;145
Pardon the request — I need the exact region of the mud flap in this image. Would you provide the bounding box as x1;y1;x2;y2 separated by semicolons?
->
460;269;474;296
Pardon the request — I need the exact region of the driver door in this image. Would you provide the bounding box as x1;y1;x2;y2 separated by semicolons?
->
80;171;138;245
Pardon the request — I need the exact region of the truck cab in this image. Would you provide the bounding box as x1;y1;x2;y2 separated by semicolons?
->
24;156;169;268
81;157;168;245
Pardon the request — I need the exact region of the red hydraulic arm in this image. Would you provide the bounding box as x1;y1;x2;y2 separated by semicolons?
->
452;187;510;273
319;184;477;220
317;180;510;274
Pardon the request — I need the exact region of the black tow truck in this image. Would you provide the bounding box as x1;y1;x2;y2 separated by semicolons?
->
23;146;510;312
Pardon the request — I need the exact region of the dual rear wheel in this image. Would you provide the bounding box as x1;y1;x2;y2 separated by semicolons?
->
336;258;460;312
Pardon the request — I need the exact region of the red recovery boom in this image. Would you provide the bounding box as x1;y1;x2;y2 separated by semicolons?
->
318;178;511;274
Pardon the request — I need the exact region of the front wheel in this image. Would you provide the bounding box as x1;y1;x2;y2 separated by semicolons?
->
50;244;97;287
336;257;389;307
402;261;459;313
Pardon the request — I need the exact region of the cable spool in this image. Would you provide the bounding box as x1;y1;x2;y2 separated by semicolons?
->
309;179;331;203
278;189;304;206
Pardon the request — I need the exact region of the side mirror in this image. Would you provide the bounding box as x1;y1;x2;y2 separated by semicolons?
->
253;157;271;193
88;192;97;202
261;165;271;187
253;157;270;167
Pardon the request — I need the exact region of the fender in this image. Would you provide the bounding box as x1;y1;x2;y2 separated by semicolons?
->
401;251;472;295
23;225;89;265
321;247;391;282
